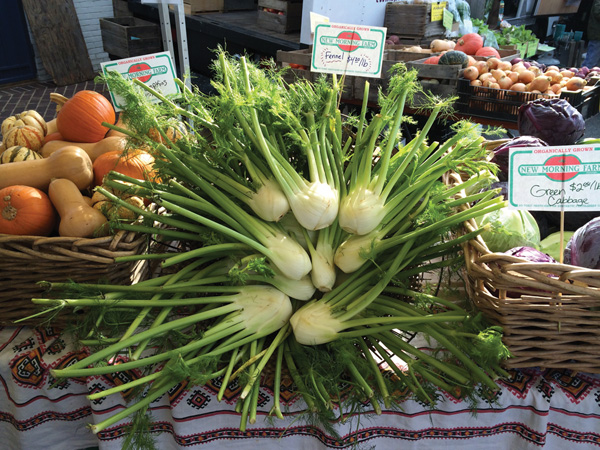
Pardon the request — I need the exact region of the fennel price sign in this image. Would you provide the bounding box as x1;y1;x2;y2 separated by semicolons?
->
508;145;600;211
101;51;179;112
312;22;386;78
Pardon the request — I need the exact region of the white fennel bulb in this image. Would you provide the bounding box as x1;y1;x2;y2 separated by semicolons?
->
334;232;380;273
338;187;386;235
311;242;336;292
278;213;317;251
271;268;316;301
289;301;344;345
264;231;312;280
288;181;339;231
247;178;290;222
234;286;293;335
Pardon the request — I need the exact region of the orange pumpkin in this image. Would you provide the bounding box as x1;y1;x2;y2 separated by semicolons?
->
93;149;156;186
57;90;116;143
0;185;56;236
423;56;440;64
43;131;64;145
454;33;484;55
475;46;501;58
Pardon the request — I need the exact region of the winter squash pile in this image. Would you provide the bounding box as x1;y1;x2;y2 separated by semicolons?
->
0;90;153;239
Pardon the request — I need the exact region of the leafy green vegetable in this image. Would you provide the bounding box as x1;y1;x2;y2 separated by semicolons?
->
476;208;541;252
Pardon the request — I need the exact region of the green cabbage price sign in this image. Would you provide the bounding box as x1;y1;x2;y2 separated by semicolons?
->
509;145;600;211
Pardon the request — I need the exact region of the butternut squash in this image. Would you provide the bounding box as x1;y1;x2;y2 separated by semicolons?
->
41;136;128;161
46;118;58;135
0;146;94;191
48;178;108;238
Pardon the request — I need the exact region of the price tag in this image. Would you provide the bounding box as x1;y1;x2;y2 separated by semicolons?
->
508;145;600;211
442;8;454;31
431;2;447;22
312;22;387;78
526;39;539;58
101;52;179;112
516;43;527;58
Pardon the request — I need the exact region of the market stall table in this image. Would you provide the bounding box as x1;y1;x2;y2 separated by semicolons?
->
2;325;600;449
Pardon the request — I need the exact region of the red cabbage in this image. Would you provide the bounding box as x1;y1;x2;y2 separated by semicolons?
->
517;98;585;146
490;136;548;180
505;246;556;263
564;216;600;269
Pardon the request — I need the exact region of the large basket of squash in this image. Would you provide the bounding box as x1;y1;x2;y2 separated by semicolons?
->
443;140;600;374
0;90;156;327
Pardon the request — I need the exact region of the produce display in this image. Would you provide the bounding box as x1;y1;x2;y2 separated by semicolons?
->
461;57;592;95
11;51;520;443
0;92;149;238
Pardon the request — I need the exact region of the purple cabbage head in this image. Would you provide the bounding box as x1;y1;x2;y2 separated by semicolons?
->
517;98;585;146
490;136;548;180
564;216;600;269
505;246;556;263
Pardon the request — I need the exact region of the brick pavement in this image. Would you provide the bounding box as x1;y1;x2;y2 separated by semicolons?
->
0;80;111;128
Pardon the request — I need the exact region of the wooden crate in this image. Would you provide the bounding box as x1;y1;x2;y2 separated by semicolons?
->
385;45;437;62
276;48;354;99
184;0;255;14
352;60;397;104
384;3;446;40
100;16;162;58
406;57;463;106
258;0;303;34
277;48;313;84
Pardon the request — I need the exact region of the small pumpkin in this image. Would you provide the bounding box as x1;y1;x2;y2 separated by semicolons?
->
0;185;56;236
3;125;45;152
91;187;144;221
475;47;501;58
454;33;484;55
19;110;48;135
438;51;469;68
92;149;156;186
0;146;44;164
423;55;440;64
57;90;116;143
147;122;188;147
1;116;20;136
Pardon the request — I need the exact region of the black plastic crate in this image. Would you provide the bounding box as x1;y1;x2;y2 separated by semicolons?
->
456;78;600;123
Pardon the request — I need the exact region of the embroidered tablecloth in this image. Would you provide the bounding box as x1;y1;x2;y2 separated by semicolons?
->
1;325;600;450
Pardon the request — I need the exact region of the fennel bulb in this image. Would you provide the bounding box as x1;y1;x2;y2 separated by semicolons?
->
288;181;339;231
247;178;290;222
278;213;317;251
289;301;344;345
338;187;386;235
263;231;312;280
270;267;316;301
234;286;293;335
311;241;336;292
334;232;380;273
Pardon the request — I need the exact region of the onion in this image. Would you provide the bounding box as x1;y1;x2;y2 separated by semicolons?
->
510;57;523;65
518;70;535;84
566;77;586;91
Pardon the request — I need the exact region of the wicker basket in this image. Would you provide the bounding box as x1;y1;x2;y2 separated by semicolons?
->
444;170;600;373
0;230;149;327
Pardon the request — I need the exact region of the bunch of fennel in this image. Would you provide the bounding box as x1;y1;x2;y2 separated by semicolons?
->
26;49;511;443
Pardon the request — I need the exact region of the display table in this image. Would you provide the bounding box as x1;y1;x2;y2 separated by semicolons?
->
1;325;600;450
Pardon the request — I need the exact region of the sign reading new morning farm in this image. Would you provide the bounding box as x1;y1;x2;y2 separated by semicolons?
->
312;23;386;78
101;52;179;111
508;145;600;211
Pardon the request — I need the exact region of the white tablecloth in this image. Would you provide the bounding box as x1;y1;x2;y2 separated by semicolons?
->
1;326;600;450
